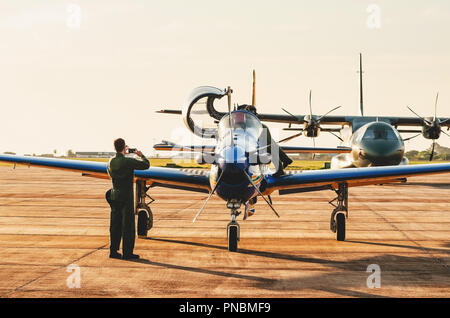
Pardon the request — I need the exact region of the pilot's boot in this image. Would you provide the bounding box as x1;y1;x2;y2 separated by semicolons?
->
280;150;293;169
243;198;257;220
283;156;293;168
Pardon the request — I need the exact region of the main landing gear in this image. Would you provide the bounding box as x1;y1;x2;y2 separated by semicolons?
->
329;183;348;241
226;199;241;252
135;180;155;238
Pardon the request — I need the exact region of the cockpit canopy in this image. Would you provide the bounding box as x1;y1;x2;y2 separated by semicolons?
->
352;122;402;145
218;111;263;140
363;124;400;140
182;86;226;139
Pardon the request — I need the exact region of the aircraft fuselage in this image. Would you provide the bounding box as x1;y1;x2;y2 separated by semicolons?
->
332;121;407;169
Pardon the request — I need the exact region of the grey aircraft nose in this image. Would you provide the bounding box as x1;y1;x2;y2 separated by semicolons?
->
360;139;404;166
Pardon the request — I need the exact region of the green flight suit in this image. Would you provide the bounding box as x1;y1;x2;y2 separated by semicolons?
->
107;153;150;255
261;123;292;173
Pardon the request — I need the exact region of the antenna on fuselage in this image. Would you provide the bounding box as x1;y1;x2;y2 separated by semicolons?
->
358;53;364;117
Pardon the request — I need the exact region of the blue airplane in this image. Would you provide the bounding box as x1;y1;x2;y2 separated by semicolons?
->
1;86;450;252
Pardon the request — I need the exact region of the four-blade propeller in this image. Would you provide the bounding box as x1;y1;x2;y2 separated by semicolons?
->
280;90;341;145
280;90;342;159
407;92;450;161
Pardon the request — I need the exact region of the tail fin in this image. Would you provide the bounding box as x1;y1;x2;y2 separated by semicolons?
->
358;53;364;116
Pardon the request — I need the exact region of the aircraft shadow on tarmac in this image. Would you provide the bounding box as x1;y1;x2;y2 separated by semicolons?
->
140;237;450;297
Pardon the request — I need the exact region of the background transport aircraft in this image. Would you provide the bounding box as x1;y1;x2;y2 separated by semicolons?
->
2;85;450;252
158;56;450;168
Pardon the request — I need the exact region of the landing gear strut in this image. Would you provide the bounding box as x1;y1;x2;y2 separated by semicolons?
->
135;180;155;238
226;200;241;252
329;183;348;241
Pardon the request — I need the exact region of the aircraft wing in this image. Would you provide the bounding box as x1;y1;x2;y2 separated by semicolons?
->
257;113;450;128
156;109;182;115
156;108;450;129
281;146;351;154
154;142;351;154
0;154;211;194
265;163;450;195
156;109;352;126
154;143;215;153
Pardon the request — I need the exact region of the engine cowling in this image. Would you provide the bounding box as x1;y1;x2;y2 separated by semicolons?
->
422;120;441;140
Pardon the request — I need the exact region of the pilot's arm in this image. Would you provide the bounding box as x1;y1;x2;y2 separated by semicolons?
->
127;152;150;170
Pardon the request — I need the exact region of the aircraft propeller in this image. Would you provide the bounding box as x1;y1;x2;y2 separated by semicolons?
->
280;90;341;144
280;90;341;159
243;170;280;218
192;169;224;222
406;92;450;161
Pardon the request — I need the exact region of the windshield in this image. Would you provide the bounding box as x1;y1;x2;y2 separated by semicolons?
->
363;125;399;140
218;111;263;139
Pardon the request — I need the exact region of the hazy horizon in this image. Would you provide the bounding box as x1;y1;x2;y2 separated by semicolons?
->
1;1;450;156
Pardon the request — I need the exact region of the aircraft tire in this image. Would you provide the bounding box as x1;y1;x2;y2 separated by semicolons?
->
336;213;346;241
228;225;238;252
137;207;152;238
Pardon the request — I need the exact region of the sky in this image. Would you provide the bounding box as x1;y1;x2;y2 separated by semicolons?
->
0;0;449;156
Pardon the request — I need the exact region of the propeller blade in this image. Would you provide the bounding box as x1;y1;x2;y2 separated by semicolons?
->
317;106;342;123
434;92;439;121
278;132;303;143
438;118;450;125
441;130;450;138
227;87;234;145
402;133;421;142
281;108;300;122
192;170;224;222
407;106;433;126
312;137;316;160
243;171;280;218
429;140;436;161
252;70;256;107
327;131;343;142
308;90;313;119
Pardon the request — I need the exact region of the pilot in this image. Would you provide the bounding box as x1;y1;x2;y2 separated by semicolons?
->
238;105;292;176
106;138;150;260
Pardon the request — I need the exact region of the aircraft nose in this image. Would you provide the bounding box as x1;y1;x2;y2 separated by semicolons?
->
217;146;248;185
219;146;247;166
363;140;399;157
360;140;404;165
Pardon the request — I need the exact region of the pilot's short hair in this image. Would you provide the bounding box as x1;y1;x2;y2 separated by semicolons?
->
114;138;126;152
237;104;257;114
245;105;257;114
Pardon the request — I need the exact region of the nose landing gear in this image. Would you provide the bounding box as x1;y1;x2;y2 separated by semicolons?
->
226;200;241;252
227;211;240;252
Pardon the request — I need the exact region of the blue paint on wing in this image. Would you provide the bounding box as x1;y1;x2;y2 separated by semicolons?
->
268;163;450;190
0;154;210;188
0;154;107;173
